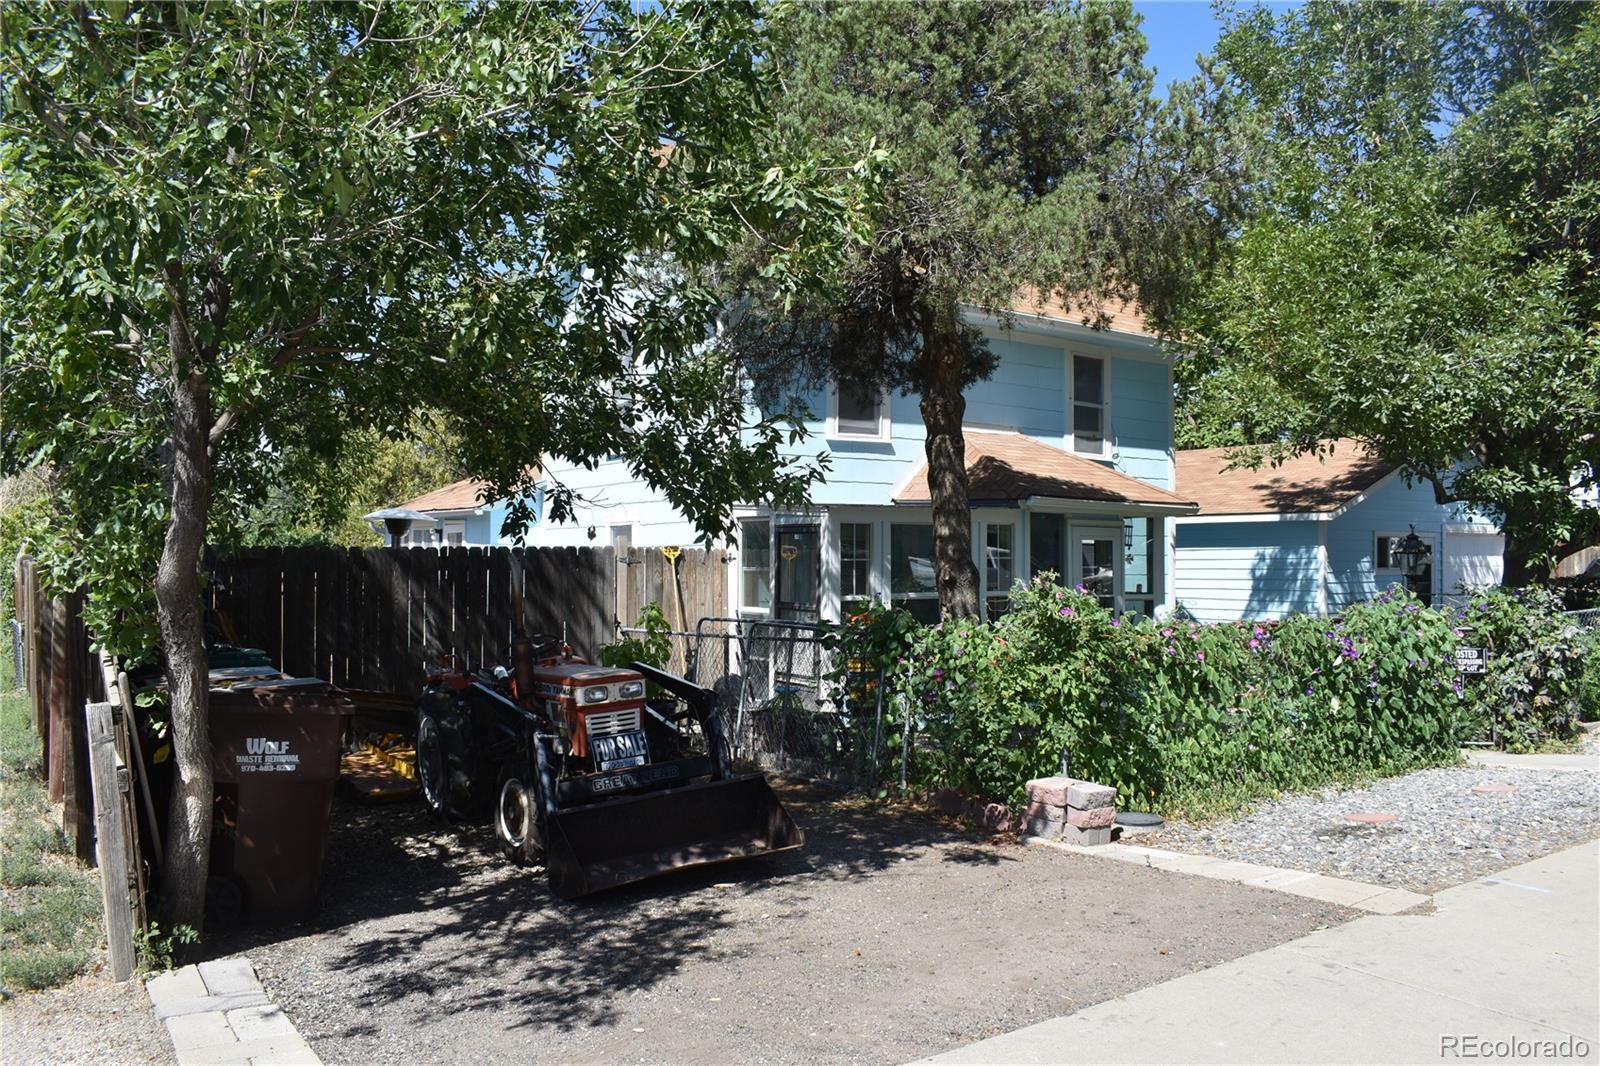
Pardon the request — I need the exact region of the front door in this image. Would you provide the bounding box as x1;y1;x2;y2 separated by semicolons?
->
1071;525;1121;612
774;525;821;623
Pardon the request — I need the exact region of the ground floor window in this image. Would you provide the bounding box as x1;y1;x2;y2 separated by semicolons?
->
890;524;940;624
1376;530;1434;606
840;522;873;612
983;522;1015;620
1123;517;1156;618
1029;513;1065;580
741;518;771;611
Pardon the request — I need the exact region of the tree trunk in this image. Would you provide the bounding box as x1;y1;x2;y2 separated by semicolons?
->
1501;535;1548;588
920;328;980;620
156;346;215;935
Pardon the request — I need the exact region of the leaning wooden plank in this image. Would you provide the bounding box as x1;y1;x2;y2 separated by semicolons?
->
85;700;136;982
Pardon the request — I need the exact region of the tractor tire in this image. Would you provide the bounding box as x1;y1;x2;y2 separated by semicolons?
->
494;769;545;866
416;709;452;818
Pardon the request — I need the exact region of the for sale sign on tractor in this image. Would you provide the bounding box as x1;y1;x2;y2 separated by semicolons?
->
1455;647;1489;675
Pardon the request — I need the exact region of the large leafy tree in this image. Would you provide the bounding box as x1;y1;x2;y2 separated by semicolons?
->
1176;1;1599;582
718;0;1245;619
1;1;859;930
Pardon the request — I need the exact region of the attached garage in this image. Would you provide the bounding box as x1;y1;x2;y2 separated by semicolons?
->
1172;441;1503;623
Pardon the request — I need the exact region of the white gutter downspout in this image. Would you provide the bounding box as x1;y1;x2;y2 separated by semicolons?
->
1318;522;1330;616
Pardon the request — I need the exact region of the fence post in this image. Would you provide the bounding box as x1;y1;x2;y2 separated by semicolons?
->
85;699;137;981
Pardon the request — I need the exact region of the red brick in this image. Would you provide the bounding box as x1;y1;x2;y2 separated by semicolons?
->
1067;805;1115;828
1025;776;1074;807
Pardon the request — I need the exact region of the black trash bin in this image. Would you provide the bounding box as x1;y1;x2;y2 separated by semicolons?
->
209;680;351;924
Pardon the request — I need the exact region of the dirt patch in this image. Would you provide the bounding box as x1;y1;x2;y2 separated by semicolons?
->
0;971;174;1065
215;781;1349;1065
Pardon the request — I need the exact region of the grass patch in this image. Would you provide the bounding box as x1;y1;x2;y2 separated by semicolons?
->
1;690;102;992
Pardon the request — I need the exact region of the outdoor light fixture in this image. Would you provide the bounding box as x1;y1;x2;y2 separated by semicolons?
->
1124;523;1135;564
1392;525;1433;575
360;507;438;547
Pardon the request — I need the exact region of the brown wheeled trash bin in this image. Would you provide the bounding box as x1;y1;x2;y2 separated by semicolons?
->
209;680;351;924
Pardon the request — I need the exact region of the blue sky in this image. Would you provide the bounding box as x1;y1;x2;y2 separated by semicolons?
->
1136;1;1300;93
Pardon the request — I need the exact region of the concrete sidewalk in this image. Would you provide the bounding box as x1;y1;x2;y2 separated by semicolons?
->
927;840;1599;1065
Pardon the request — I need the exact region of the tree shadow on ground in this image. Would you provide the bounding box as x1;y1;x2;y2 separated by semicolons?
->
207;776;977;1033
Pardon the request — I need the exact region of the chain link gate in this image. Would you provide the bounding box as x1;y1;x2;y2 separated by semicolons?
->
617;615;890;789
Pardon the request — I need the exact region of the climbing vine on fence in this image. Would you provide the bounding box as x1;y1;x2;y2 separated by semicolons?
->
838;577;1594;817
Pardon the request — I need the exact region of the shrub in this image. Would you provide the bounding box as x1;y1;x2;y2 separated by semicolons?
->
1454;587;1594;749
867;577;1496;816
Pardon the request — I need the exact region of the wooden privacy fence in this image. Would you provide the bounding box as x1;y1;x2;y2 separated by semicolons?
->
206;546;617;694
616;546;729;631
11;555;96;862
9;543;728;873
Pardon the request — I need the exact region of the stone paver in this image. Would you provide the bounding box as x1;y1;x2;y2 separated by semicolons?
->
1026;838;1430;914
144;957;321;1066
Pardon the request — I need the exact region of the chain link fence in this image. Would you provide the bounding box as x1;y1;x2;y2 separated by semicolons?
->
616;615;892;789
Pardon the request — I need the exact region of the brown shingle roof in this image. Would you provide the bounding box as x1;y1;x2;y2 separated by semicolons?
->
894;430;1195;510
1004;286;1155;338
400;477;492;513
1176;440;1393;516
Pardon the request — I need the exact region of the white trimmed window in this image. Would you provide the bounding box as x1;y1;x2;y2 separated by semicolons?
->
983;523;1015;620
840;522;873;607
740;518;772;611
890;524;940;624
828;380;889;441
1071;354;1108;456
442;520;467;546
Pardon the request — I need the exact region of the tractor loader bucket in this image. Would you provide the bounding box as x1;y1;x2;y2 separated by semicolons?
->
543;774;804;899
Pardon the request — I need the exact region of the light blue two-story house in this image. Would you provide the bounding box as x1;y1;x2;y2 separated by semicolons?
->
524;296;1199;626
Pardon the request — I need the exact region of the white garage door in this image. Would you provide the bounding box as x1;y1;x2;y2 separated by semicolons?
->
1442;530;1504;604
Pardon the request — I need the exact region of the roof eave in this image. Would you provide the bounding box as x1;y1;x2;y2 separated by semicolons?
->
1022;496;1199;517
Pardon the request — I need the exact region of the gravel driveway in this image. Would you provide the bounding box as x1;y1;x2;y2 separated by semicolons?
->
212;781;1346;1065
1142;763;1600;894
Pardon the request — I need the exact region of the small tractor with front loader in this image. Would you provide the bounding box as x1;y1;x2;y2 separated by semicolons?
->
415;634;803;898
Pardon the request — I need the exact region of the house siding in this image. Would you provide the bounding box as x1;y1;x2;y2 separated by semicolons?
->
1173;472;1500;622
1172;520;1323;623
1324;472;1488;609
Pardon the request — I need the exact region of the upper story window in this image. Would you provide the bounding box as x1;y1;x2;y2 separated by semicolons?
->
1071;354;1108;456
829;380;889;441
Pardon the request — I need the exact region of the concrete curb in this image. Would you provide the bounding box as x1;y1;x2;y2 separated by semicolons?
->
1025;837;1431;914
1462;749;1599;772
145;958;319;1065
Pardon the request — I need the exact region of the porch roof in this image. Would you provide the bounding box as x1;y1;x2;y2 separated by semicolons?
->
893;430;1197;513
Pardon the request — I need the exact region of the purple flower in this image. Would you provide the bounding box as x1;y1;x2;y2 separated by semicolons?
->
1165;644;1177;655
1075;583;1087;593
1249;638;1262;650
1305;685;1315;696
1196;651;1206;662
932;668;944;681
1161;627;1174;638
1110;617;1121;627
1059;606;1075;618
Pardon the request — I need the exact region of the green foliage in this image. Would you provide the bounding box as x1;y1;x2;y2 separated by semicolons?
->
1176;2;1600;576
0;694;102;991
721;0;1246;617
1;0;866;657
133;921;200;974
1453;587;1594;750
600;603;673;672
235;416;471;548
846;577;1584;817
